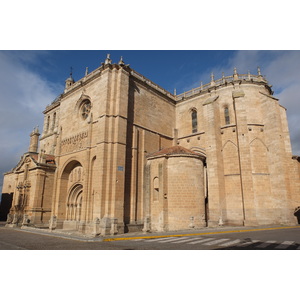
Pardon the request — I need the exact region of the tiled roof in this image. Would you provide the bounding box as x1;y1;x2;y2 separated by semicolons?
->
30;153;56;165
44;154;56;165
147;146;200;158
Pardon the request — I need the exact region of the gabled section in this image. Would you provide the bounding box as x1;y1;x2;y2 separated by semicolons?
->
11;153;56;174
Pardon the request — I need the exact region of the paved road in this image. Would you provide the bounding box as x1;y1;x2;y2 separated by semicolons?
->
1;223;300;250
104;226;300;250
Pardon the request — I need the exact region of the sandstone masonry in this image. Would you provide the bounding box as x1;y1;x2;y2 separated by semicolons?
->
2;55;300;235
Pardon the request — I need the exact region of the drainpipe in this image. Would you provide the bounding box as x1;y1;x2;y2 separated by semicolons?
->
40;170;47;222
232;97;246;225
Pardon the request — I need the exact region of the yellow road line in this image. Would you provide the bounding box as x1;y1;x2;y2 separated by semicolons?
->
103;226;300;242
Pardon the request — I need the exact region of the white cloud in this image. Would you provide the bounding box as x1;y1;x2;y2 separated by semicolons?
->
0;51;59;190
275;83;300;155
1;50;300;193
184;51;300;156
245;51;300;156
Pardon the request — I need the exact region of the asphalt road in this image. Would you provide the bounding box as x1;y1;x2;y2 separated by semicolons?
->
1;223;300;250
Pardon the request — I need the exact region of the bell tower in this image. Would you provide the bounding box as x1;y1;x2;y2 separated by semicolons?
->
64;68;75;92
28;126;40;153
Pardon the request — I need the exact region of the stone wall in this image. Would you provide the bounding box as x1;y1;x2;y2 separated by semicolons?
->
146;147;205;232
175;80;299;226
2;61;300;234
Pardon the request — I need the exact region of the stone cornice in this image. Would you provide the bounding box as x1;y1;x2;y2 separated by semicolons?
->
55;64;131;101
130;69;176;104
147;153;205;161
44;63;177;114
292;155;300;162
259;91;279;101
177;131;205;140
147;145;205;161
43;98;61;114
40;131;56;141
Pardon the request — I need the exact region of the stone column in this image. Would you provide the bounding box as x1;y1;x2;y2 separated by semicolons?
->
233;89;257;225
203;96;226;226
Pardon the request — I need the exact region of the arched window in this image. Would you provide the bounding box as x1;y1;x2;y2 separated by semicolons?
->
66;184;83;221
46;115;50;132
191;109;198;133
52;112;56;131
224;107;230;125
153;177;159;202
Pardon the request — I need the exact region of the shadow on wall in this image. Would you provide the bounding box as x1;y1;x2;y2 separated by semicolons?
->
294;207;300;224
0;193;13;221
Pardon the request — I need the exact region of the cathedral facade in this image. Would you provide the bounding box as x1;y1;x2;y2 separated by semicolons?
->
2;54;300;235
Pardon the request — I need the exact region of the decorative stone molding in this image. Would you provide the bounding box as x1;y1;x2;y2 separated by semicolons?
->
60;131;88;154
232;90;245;98
202;95;219;106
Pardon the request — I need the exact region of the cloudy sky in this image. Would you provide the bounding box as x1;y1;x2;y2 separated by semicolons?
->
2;0;299;295
1;50;300;191
1;1;299;195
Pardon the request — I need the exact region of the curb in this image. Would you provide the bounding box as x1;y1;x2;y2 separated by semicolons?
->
2;224;299;243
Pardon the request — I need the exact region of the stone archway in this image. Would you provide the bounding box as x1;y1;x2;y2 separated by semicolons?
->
56;159;84;230
66;184;83;221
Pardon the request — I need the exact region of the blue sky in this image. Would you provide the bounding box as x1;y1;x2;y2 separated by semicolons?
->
1;1;299;197
2;50;239;95
1;0;299;294
1;50;300;191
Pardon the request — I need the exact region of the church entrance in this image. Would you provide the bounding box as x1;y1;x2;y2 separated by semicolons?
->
63;184;83;230
0;193;13;221
66;184;83;221
57;160;84;230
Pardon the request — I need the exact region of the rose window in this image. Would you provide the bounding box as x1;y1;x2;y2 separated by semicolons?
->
81;100;91;120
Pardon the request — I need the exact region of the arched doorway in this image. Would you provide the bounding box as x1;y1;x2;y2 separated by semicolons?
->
56;160;84;230
66;184;83;221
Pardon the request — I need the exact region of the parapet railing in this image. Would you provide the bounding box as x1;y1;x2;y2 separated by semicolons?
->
64;67;177;100
45;67;268;111
175;73;267;101
130;69;176;100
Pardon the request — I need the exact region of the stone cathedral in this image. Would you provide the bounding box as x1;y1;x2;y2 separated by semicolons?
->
2;54;300;236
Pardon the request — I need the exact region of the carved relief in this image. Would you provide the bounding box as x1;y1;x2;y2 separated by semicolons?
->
68;166;83;186
60;131;88;154
15;180;31;211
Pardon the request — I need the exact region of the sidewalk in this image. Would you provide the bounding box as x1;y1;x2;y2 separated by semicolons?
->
2;222;298;242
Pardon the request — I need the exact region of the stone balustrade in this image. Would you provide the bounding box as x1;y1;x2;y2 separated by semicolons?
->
176;72;267;101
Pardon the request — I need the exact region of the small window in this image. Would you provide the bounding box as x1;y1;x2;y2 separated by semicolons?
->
46;115;50;132
52;112;56;130
224;107;230;125
191;109;198;133
153;177;159;202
